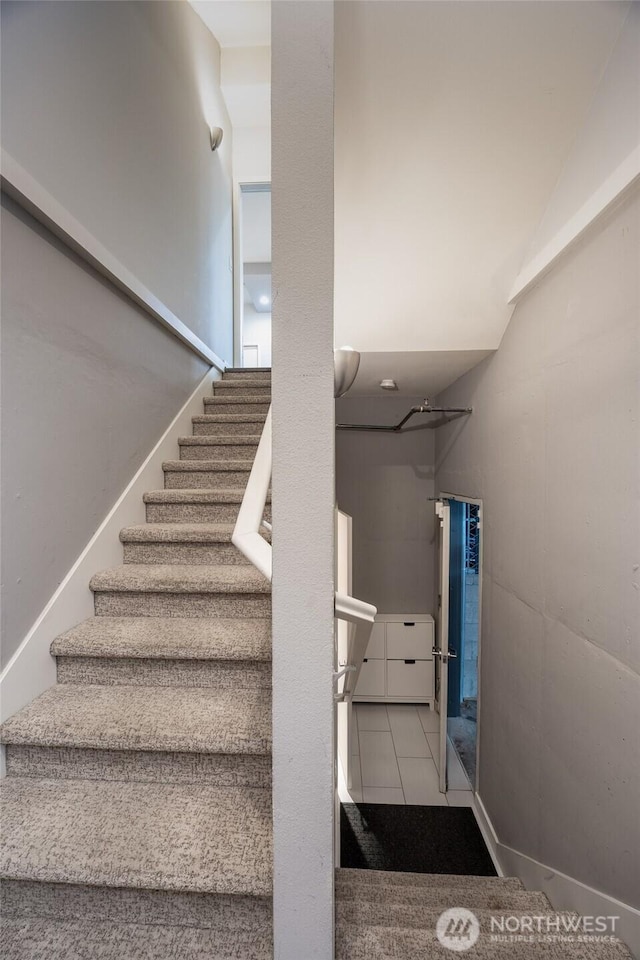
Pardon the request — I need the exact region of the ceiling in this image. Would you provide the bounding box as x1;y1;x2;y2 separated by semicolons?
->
189;1;270;48
334;1;629;359
190;1;631;398
346;350;493;399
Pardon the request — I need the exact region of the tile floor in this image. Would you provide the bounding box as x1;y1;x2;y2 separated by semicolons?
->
341;703;473;807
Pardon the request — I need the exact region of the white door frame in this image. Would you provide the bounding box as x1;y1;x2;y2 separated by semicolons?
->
440;492;483;795
233;181;271;368
435;499;451;793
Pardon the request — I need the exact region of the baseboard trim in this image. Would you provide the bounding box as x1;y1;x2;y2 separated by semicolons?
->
0;368;220;768
473;793;640;958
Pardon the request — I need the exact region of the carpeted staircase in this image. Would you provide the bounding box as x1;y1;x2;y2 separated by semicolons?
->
335;869;632;958
1;369;275;959
0;368;633;959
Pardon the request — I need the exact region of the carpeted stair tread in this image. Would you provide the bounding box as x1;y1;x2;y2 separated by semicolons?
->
336;924;632;959
2;877;273;929
163;459;253;473
192;414;267;424
213;380;271;391
90;564;271;594
0;684;271;755
142;488;270;505
2;916;272;960
51;617;272;661
0;777;272;896
336;867;523;891
336;882;551;910
337;900;579;930
179;435;261;446
120;523;270;544
223;367;271;377
203;396;270;407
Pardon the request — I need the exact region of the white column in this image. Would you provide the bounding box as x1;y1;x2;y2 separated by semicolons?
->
271;2;336;958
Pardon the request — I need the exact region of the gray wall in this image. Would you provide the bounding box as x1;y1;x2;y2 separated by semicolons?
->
1;0;233;362
1;197;208;668
434;187;640;907
336;396;437;615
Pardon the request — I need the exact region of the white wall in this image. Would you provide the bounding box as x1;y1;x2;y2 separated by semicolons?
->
520;4;640;270
1;0;234;361
271;2;336;957
234;126;271;185
434;186;640;910
243;303;272;367
336;397;437;615
333;1;627;355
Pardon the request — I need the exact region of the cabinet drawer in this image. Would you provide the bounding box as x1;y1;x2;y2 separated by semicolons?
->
386;621;433;660
387;659;434;699
355;659;385;698
365;622;385;660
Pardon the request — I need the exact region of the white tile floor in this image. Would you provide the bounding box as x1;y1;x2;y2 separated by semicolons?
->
342;703;473;807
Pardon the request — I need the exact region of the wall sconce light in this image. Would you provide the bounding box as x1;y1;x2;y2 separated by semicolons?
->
210;127;224;152
334;347;361;398
380;379;398;391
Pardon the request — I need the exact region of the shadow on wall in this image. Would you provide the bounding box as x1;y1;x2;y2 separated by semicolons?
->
336;396;437;615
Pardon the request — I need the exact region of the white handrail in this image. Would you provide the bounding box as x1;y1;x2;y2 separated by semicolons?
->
232;403;376;694
231;407;273;580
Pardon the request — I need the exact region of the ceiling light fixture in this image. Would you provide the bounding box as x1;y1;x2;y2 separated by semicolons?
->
259;295;270;306
380;379;398;391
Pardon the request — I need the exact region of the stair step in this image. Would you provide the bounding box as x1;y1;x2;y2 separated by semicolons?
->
179;436;260;461
0;777;272;896
337;900;579;931
213;380;271;396
192;414;267;437
336;882;551;910
203;397;270;415
223;368;271;380
143;488;270;523
1;917;272;960
90;564;271;617
163;459;254;489
5;744;272;787
336;867;523;891
2;878;272;930
52;612;271;689
0;684;271;755
336;923;631;959
120;522;270;564
51;616;272;662
55;655;271;688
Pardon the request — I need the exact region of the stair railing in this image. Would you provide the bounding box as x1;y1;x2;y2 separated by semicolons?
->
231;407;273;579
232;404;377;703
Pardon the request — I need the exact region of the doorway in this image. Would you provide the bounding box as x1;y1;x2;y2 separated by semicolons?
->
233;183;271;368
435;495;482;793
447;499;480;786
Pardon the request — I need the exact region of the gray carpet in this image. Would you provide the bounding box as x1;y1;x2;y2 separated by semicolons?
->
0;371;275;956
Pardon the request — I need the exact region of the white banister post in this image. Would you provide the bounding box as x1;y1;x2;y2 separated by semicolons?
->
272;2;336;957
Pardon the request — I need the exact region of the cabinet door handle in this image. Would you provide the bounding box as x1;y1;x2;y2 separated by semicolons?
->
403;622;415;626
404;659;416;665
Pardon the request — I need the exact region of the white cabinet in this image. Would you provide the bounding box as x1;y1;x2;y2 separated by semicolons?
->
355;613;435;704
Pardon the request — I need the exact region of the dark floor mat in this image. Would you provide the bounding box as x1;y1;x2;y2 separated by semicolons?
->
341;803;497;876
